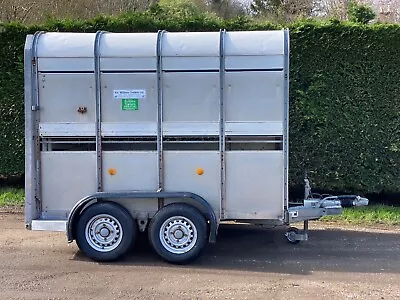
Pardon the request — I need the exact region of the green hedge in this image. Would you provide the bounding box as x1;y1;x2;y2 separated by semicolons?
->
289;21;400;195
0;12;399;196
0;23;28;178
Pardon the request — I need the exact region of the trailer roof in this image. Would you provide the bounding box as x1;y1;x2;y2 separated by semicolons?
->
35;31;285;58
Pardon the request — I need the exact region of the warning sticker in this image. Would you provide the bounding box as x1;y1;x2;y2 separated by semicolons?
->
122;99;139;111
114;89;146;99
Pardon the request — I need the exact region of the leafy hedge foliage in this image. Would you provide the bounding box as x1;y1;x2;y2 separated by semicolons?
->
289;21;400;195
0;11;399;197
0;24;28;178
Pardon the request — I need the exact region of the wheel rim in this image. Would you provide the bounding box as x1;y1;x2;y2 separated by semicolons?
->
85;214;123;252
159;216;198;254
286;230;297;243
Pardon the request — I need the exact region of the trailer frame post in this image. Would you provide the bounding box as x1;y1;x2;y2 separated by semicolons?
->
25;31;45;227
283;29;290;212
219;29;227;219
33;31;45;218
94;31;107;192
156;30;166;209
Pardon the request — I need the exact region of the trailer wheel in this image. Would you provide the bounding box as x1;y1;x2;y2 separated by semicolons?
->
285;227;300;244
76;202;136;261
148;203;207;264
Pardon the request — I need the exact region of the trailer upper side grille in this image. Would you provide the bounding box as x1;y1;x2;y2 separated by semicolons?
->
40;136;283;152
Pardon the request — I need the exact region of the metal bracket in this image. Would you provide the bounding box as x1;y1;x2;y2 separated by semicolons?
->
136;214;149;232
77;106;88;114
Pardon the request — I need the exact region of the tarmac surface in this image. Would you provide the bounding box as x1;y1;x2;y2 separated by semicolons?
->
1;212;400;299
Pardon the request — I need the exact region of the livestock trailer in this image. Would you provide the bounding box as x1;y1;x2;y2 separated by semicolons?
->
24;29;368;264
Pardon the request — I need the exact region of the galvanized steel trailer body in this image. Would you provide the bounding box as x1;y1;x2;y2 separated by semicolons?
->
24;30;368;262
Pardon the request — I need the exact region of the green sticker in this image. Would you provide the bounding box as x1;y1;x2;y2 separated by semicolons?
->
122;99;138;111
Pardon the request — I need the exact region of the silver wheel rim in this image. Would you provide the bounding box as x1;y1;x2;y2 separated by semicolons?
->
85;214;123;252
287;230;297;243
159;216;198;254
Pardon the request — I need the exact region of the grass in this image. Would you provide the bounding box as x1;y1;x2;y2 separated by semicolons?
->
0;188;25;206
0;188;399;226
321;205;400;226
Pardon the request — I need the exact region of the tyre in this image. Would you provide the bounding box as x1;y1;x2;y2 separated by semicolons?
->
76;202;136;262
285;227;300;244
148;203;207;264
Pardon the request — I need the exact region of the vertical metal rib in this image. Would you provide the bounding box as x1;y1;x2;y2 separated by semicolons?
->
94;31;106;192
32;31;44;109
219;29;226;219
31;31;45;217
156;30;166;205
283;29;290;210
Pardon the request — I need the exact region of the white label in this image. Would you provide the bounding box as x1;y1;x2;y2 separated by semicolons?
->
113;89;146;99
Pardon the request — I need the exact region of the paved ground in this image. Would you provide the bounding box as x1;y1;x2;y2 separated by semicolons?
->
1;212;400;300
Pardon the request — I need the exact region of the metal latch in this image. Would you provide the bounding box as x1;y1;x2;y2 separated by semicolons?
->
77;106;88;114
31;105;40;111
